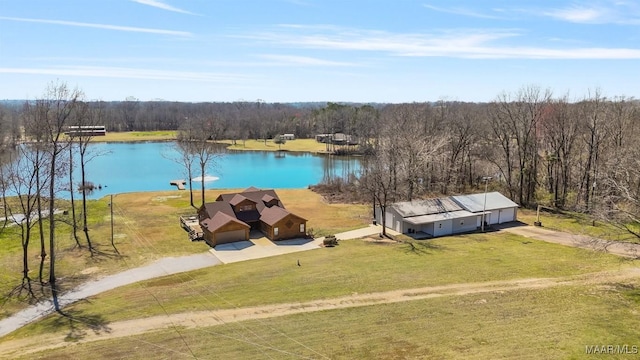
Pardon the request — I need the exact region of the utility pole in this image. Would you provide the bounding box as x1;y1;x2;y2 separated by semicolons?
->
109;194;119;254
481;176;492;232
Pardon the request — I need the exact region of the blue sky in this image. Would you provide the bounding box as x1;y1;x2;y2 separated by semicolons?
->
1;0;639;102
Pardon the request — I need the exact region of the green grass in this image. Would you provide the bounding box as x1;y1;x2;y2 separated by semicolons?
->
4;232;630;339
0;189;368;319
93;131;177;142
219;138;331;153
7;254;640;359
30;286;640;359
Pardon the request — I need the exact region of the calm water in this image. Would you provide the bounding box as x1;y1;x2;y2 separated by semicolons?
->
72;142;360;199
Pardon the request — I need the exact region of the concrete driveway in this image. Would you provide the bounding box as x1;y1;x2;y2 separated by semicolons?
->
210;225;395;264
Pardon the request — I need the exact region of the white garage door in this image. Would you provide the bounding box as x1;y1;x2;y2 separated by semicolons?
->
498;208;516;223
215;229;246;244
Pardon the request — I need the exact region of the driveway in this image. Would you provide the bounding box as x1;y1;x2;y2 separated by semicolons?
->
0;225;384;338
209;225;393;264
0;253;221;338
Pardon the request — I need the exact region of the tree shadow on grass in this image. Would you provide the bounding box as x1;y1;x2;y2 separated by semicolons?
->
48;303;112;342
400;240;445;255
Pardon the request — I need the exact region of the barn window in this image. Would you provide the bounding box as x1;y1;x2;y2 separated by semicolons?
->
274;227;279;236
438;223;442;229
300;224;305;233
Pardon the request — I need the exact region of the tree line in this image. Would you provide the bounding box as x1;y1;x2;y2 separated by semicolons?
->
0;82;638;308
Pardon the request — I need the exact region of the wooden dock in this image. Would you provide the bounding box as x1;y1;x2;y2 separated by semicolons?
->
180;215;203;241
170;179;186;190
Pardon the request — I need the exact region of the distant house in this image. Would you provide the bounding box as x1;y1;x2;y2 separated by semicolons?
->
65;125;106;137
281;133;295;140
375;192;518;238
315;133;357;145
198;187;307;247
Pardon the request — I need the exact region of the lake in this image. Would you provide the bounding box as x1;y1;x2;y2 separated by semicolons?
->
72;142;360;199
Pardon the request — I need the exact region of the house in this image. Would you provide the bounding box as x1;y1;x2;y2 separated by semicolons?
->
374;192;518;238
281;133;295;140
198;187;307;247
65;125;106;137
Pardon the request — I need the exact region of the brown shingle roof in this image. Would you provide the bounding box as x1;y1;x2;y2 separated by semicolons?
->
260;206;291;226
202;212;249;232
229;194;253;206
217;189;283;213
201;201;235;219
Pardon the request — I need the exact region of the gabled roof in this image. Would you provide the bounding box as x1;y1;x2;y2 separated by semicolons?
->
201;211;250;233
243;186;261;192
217;188;283;214
391;198;462;218
229;194;254;206
450;192;519;213
201;201;235;219
262;194;276;203
260;206;306;226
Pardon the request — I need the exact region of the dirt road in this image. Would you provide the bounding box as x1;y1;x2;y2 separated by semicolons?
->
2;267;638;358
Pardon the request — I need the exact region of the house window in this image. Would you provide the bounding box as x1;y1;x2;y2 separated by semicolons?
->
300;224;305;233
438;223;442;229
274;227;279;236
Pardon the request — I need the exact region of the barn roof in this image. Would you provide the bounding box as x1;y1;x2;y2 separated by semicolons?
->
450;192;519;213
404;210;479;225
391;198;462;218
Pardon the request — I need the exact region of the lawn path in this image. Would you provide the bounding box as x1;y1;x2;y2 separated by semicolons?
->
2;267;639;357
0;253;221;338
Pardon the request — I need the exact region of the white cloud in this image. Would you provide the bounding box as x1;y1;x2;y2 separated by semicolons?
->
238;24;640;60
257;54;358;67
543;6;610;23
0;16;191;36
422;4;502;19
131;0;196;15
0;66;247;82
529;1;640;24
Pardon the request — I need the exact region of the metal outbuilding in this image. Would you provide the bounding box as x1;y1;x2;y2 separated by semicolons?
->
375;192;518;238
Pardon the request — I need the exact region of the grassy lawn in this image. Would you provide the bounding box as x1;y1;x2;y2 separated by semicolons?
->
93;131;177;142
0;189;368;319
16;282;640;359
219;138;331;153
4;231;632;337
3;235;638;359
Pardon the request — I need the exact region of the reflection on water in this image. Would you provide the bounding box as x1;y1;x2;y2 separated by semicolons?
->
68;142;360;199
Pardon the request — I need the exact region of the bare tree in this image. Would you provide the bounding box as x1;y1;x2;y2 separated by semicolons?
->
179;117;224;207
576;89;609;211
37;81;82;309
489;86;551;206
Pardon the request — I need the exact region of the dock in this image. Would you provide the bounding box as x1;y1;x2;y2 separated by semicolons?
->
180;215;203;241
170;179;186;190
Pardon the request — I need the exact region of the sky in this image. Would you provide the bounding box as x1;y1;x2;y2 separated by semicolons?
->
1;0;639;103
